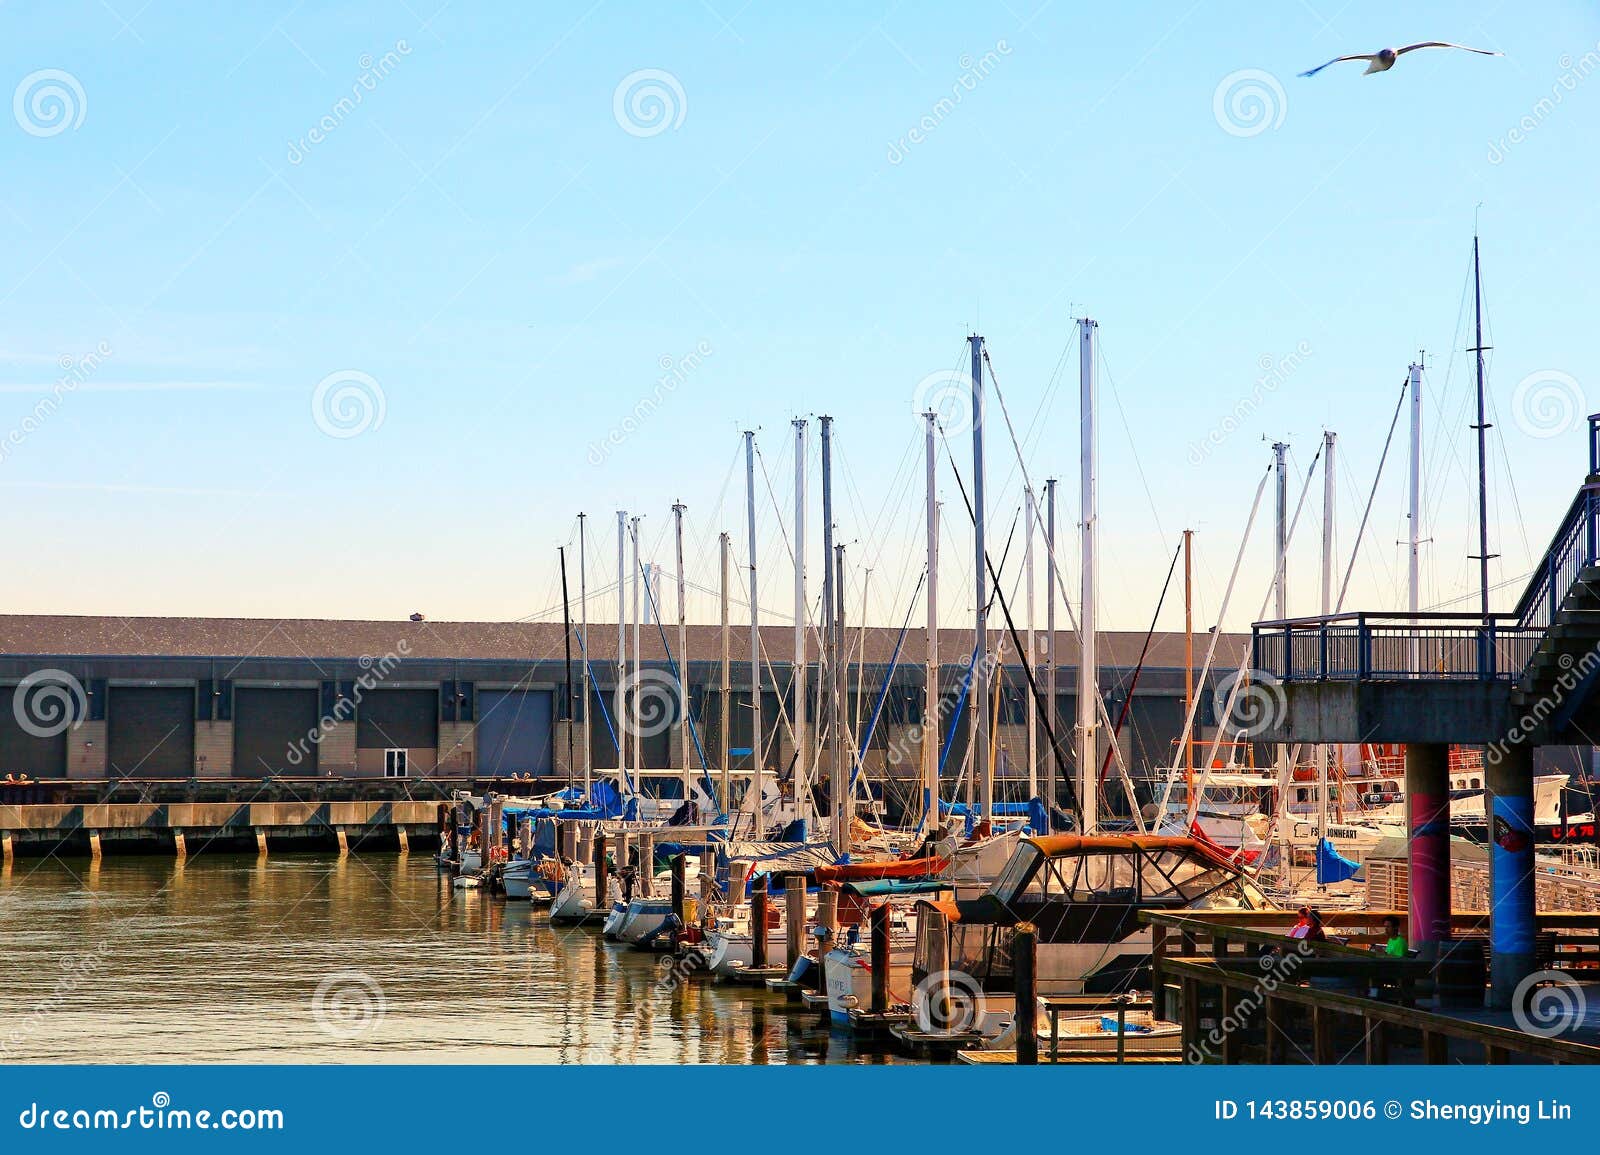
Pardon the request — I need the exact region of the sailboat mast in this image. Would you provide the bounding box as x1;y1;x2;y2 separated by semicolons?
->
1408;358;1423;666
579;512;591;797
1045;478;1058;828
630;515;643;786
672;500;690;801
719;531;732;810
820;415;845;854
835;541;852;848
1024;485;1038;802
1077;318;1098;834
1318;431;1336;875
970;333;992;824
744;431;762;837
616;511;628;777
560;544;575;792
1183;528;1193;793
1471;235;1494;621
1273;441;1288;620
792;418;808;823
923;410;940;832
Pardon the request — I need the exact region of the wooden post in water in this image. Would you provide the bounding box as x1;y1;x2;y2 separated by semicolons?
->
173;830;187;860
751;876;770;969
784;872;806;975
1014;921;1038;1064
593;832;609;910
870;902;891;1014
671;854;687;924
638;832;654;898
395;827;408;855
87;831;102;861
922;905;949;1030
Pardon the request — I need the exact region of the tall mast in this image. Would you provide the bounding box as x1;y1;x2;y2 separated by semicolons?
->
970;333;992;824
1408;358;1423;671
560;544;575;791
1273;441;1288;620
834;541;852;849
672;500;691;802
579;512;591;797
719;531;732;811
1183;528;1193;793
923;410;940;832
744;431;762;837
1024;485;1038;802
1471;236;1494;621
615;511;628;778
1077;318;1098;833
792;418;809;824
1044;478;1058;829
821;415;845;853
630;515;643;785
1318;432;1336;870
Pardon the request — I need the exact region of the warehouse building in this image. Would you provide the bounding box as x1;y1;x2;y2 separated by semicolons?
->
0;615;1243;803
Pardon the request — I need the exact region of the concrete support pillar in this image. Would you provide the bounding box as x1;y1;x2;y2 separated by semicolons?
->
1404;742;1451;958
1485;740;1537;1009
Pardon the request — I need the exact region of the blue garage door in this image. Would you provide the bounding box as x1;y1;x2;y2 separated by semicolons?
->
476;690;553;776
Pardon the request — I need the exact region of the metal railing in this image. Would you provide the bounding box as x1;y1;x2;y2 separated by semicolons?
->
1514;483;1600;633
1251;612;1540;683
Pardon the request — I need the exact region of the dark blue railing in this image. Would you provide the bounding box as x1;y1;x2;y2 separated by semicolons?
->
1513;484;1600;634
1251;612;1540;683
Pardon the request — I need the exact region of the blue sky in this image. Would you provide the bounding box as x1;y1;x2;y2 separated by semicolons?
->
2;1;1598;635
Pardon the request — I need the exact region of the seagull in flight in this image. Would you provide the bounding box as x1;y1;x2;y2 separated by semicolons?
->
1299;42;1503;77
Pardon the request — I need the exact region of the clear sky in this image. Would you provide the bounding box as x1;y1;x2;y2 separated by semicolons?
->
2;1;1598;636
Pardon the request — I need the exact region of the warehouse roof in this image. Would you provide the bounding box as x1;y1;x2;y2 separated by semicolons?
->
0;615;1245;669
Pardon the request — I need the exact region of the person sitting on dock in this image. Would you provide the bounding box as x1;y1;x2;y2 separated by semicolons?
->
1288;906;1327;942
1380;915;1407;957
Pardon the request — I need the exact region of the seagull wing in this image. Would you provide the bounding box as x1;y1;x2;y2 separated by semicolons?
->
1298;54;1376;77
1394;41;1504;58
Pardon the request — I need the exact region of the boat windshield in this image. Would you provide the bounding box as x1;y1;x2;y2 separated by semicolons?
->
988;842;1269;908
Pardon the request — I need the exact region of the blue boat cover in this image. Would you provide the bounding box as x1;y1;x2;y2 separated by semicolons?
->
1316;837;1362;884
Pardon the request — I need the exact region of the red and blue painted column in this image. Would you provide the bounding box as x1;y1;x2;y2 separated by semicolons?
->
1404;742;1451;959
1485;740;1537;1009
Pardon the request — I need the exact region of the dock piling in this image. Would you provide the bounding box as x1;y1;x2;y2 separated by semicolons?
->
784;872;805;975
870;902;890;1014
751;876;770;970
593;832;609;910
1012;922;1037;1064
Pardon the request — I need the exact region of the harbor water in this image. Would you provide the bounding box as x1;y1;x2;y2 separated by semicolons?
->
0;854;897;1065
